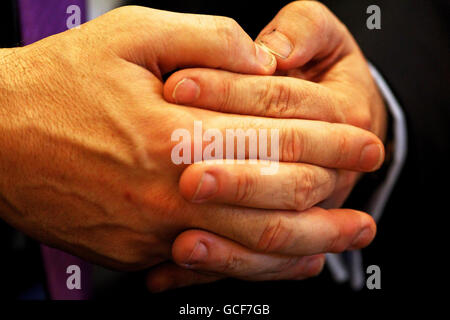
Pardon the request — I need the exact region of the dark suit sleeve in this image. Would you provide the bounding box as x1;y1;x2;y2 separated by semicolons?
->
0;0;21;48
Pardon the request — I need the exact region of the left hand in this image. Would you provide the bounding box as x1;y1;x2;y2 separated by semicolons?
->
146;0;387;292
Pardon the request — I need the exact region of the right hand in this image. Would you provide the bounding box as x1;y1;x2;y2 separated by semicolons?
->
0;7;379;273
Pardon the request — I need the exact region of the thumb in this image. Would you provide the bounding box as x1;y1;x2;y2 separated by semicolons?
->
255;1;353;70
91;6;276;76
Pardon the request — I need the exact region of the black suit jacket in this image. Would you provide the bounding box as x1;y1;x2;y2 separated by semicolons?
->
1;0;448;313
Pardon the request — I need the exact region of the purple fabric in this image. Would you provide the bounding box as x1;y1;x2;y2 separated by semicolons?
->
18;0;86;45
41;246;92;300
18;0;92;300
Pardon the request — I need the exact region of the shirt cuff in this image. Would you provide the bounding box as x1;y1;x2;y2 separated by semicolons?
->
326;63;408;290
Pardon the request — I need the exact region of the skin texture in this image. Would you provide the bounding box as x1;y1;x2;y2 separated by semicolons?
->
0;5;382;286
147;1;387;291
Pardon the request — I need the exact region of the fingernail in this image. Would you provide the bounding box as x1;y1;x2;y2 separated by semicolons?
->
192;172;218;202
359;143;384;171
255;43;276;67
172;78;200;104
349;228;373;250
257;30;293;59
183;241;208;267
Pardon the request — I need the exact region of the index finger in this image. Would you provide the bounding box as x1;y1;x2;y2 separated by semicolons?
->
92;6;276;75
192;206;376;257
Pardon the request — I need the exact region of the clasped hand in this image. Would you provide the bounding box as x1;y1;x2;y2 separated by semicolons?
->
0;2;386;293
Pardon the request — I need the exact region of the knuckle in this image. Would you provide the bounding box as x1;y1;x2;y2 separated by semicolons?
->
306;1;330;19
265;256;300;277
217;78;234;112
292;167;316;211
332;131;350;167
277;256;301;273
303;1;329;22
218;16;241;30
255;82;272;116
234;172;257;203
332;108;347;125
326;227;346;253
280;127;305;162
288;1;329;32
345;93;372;130
213;16;242;54
260;81;295;117
333;93;351;124
336;88;372;130
256;218;294;253
221;250;243;273
354;109;372;131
